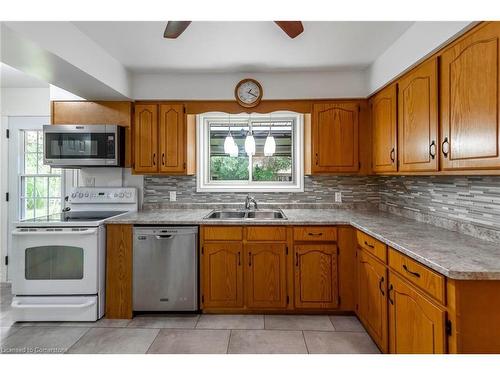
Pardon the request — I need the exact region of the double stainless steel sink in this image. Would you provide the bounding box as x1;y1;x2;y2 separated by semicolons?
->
204;209;287;220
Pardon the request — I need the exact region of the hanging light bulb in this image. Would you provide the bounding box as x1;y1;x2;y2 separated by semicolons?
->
244;128;255;156
229;140;239;157
264;120;276;156
224;115;235;155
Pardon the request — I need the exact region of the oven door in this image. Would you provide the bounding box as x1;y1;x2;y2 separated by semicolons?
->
11;227;99;295
43;124;120;167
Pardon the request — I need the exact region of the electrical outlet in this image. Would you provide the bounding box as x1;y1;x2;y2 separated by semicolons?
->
334;192;342;203
169;191;177;202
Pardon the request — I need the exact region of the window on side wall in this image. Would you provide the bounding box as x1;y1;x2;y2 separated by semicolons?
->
197;111;304;192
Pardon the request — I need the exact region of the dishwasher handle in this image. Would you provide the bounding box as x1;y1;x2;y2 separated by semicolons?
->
155;234;174;240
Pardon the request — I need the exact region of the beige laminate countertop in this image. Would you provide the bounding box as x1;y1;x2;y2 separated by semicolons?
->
106;208;500;280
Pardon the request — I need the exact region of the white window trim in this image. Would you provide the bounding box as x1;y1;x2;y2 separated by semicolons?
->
196;111;304;192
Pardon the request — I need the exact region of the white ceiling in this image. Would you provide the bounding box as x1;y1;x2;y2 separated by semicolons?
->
72;21;413;74
0;62;48;88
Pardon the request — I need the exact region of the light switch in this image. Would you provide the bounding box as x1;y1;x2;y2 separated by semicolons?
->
334;192;342;203
169;191;177;202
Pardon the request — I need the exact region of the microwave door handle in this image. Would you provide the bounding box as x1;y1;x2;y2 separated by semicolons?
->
11;228;98;236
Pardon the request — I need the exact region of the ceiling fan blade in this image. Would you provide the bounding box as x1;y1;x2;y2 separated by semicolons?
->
274;21;304;39
163;21;192;39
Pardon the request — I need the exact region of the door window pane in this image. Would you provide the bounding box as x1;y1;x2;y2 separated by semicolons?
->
25;246;84;280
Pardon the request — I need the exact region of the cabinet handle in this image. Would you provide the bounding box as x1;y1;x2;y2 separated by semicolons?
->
388;284;394;305
315;153;319;165
378;276;385;296
162;153;165;166
429;141;436;159
238;251;241;266
442;137;449;158
402;264;421;278
248;252;252;267
153;153;156;166
308;232;323;237
364;241;374;249
295;253;299;267
390;147;395;163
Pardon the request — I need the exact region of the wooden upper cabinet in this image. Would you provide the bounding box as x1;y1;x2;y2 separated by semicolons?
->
398;58;439;172
440;22;500;170
312;102;359;173
294;244;339;309
245;243;288;309
357;249;388;353
202;242;243;308
159;104;186;173
388;272;446;354
134;104;158;173
371;84;397;173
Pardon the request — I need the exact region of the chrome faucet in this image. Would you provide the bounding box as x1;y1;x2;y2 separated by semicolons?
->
245;194;258;210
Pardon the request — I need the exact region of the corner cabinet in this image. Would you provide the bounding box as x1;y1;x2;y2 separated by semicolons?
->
312;102;360;173
440;22;500;171
398;58;439;172
371;84;397;173
133;103;195;175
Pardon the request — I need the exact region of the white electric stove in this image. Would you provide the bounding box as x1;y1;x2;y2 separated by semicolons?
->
11;187;137;322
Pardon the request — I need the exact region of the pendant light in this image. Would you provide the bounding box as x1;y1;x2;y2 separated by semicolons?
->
224;114;236;155
264;116;276;157
229;136;239;157
244;116;255;156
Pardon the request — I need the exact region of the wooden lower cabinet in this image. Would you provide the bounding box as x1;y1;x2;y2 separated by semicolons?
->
356;249;388;353
105;224;133;319
388;272;446;354
245;243;288;309
201;242;244;308
294;244;339;309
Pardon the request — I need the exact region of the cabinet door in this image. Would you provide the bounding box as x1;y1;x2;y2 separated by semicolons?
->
202;242;243;308
371;84;397;173
312;103;359;173
388;272;446;354
440;22;500;170
398;58;438;172
294;244;338;309
159;104;186;173
134;104;158;173
357;249;388;352
245;243;288;309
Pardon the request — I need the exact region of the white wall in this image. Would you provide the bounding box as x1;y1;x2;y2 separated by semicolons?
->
367;21;474;95
1;87;50;116
132;70;368;100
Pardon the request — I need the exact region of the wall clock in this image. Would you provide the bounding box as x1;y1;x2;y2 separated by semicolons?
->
235;78;263;108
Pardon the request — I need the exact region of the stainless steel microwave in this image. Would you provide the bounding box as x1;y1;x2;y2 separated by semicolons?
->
43;125;125;168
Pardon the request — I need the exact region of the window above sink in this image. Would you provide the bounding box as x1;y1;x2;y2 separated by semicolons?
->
196;111;304;192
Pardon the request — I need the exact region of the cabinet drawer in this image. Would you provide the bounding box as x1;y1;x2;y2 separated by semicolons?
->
388;247;445;305
293;226;337;242
203;226;243;241
246;226;287;241
356;231;387;262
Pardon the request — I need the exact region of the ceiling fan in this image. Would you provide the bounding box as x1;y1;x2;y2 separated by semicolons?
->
163;21;304;39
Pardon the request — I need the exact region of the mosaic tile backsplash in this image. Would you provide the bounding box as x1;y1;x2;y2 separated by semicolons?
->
378;175;500;240
143;175;380;208
143;174;500;241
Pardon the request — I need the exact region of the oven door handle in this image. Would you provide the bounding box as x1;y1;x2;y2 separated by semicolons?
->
11;299;96;309
11;228;98;236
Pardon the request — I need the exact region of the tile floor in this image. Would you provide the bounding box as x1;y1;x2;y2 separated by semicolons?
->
0;283;379;354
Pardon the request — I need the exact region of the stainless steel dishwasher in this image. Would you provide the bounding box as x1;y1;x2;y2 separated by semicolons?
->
133;226;198;311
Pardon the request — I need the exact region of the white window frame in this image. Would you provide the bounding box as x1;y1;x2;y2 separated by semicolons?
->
196;111;304;192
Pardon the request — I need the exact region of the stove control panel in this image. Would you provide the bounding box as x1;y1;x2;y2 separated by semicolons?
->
68;188;137;204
